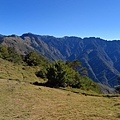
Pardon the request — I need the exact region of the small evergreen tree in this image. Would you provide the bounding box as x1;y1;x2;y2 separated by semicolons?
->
45;60;68;87
24;52;43;66
0;45;22;63
7;47;22;63
0;45;9;59
42;60;82;88
66;59;87;76
71;59;81;71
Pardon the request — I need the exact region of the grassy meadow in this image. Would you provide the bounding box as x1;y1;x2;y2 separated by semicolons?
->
0;58;42;83
0;59;120;120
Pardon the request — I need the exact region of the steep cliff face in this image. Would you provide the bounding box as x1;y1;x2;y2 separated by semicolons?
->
0;33;120;87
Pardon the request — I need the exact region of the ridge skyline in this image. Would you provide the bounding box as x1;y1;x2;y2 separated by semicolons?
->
0;32;120;41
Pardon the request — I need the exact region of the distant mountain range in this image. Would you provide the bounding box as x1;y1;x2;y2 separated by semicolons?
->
0;33;120;87
0;34;5;38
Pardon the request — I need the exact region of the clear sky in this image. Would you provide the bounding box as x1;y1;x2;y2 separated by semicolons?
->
0;0;120;40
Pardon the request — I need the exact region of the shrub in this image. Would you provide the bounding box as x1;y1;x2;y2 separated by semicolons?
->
7;47;22;63
40;60;82;88
38;60;100;93
80;76;100;93
24;52;46;66
0;45;9;59
0;45;22;63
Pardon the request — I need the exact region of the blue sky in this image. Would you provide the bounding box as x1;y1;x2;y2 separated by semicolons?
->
0;0;120;40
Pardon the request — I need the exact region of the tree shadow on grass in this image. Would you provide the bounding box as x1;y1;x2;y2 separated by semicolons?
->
30;81;55;88
31;81;65;89
30;81;46;86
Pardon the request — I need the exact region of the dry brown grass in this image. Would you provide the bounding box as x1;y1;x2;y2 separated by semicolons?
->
0;59;42;83
0;79;120;120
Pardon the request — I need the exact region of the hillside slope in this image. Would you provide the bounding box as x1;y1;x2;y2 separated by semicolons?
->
0;33;120;87
0;58;120;119
0;78;120;120
0;58;41;83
